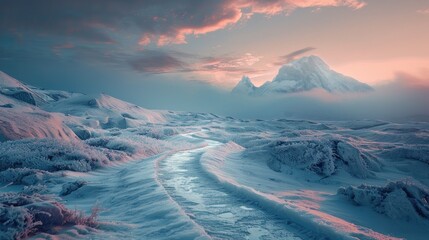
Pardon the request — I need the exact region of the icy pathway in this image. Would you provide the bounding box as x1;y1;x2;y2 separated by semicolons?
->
63;151;211;239
156;138;314;240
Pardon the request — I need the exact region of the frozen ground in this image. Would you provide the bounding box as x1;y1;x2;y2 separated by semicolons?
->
1;71;429;239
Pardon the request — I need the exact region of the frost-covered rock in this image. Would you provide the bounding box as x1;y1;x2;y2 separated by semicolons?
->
338;180;429;222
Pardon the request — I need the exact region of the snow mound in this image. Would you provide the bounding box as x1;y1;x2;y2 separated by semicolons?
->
381;145;429;164
338;180;429;222
0;138;127;172
0;108;78;142
42;93;166;128
0;192;97;240
201;141;244;169
252;137;380;178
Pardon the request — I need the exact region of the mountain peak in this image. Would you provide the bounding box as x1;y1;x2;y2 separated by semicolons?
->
290;55;329;69
232;76;256;95
232;56;373;96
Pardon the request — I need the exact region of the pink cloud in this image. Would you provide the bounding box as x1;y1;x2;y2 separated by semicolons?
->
139;0;366;46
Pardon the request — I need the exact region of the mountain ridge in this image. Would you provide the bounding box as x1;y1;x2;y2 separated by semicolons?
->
232;55;373;96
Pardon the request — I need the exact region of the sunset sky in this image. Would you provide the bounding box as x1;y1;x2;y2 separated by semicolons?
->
1;0;428;93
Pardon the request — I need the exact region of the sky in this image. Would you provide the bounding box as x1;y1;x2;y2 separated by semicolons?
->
1;0;428;119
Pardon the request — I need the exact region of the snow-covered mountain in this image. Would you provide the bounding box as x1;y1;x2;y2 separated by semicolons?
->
232;55;373;95
231;76;256;95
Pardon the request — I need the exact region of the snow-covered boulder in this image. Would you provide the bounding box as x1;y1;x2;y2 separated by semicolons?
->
338;180;429;222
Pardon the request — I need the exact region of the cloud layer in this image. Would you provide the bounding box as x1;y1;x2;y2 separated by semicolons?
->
1;0;366;46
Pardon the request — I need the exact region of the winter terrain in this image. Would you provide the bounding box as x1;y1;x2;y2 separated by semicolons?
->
1;70;429;240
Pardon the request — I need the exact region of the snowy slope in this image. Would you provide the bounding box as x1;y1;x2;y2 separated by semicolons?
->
0;71;54;105
42;93;166;129
0;72;79;142
232;56;373;95
0;108;78;142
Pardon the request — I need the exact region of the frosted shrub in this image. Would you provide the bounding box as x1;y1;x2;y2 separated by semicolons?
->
136;126;179;139
338;180;429;221
0;139;127;172
0;192;99;239
259;135;380;178
85;137;138;154
0;168;53;185
268;139;335;176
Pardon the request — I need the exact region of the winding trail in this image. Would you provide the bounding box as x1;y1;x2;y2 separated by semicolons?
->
65;134;321;239
155;136;315;240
